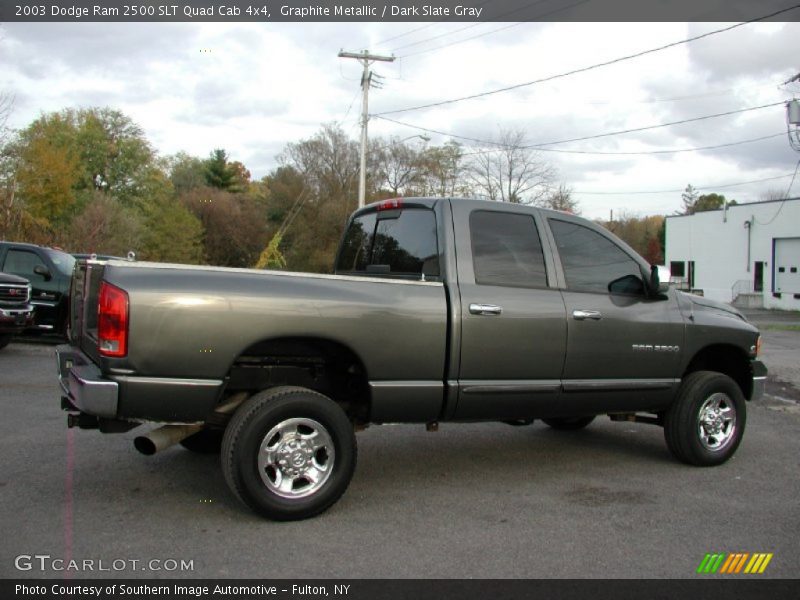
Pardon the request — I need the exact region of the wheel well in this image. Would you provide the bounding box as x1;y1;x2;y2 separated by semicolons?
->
683;345;753;400
225;337;370;422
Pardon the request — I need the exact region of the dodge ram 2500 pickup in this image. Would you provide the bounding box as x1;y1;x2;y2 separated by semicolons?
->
57;197;767;520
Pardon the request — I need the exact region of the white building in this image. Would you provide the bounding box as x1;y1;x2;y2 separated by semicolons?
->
664;197;800;311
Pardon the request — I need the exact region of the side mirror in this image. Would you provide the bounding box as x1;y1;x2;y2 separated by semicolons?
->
609;274;645;296
33;264;52;281
649;265;670;295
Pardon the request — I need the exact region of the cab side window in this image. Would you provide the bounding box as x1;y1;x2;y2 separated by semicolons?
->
549;219;644;295
470;210;547;288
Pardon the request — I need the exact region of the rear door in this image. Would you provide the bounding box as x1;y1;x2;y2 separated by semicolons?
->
452;202;567;420
545;216;684;415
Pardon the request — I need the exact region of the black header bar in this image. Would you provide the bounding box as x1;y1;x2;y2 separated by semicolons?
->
3;0;800;22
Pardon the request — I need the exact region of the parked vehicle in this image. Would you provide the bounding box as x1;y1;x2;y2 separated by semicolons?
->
0;242;76;337
56;198;766;520
0;272;34;350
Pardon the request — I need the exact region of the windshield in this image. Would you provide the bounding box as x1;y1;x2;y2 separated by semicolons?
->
44;248;77;275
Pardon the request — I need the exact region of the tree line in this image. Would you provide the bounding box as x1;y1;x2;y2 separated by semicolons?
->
0;105;750;273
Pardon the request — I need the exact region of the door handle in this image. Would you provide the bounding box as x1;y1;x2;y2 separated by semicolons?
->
572;309;602;320
469;303;503;316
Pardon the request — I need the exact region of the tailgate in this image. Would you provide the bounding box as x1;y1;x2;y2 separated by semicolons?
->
69;259;106;363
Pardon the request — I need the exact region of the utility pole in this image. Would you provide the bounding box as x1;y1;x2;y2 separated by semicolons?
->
338;50;395;208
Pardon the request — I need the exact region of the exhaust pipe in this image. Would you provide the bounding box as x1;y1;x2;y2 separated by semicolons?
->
134;424;203;456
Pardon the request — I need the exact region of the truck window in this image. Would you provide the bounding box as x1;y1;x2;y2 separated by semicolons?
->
3;249;47;280
469;210;547;288
549;219;644;294
336;208;439;280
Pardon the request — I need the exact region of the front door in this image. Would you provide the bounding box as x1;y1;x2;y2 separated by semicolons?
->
547;217;685;416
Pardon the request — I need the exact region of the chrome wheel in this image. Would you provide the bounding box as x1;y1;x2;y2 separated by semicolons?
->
697;393;736;452
257;418;335;499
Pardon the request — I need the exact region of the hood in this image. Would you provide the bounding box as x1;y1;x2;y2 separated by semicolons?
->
0;272;30;285
678;291;746;321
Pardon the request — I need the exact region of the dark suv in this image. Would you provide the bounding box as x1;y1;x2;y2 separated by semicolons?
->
0;272;34;349
0;242;76;337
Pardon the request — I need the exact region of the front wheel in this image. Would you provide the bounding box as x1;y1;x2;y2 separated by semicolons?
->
221;386;356;521
664;371;746;466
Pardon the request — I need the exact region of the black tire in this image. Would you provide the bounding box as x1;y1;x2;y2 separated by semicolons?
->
542;416;595;430
180;428;224;454
664;371;746;466
221;386;356;521
0;334;12;350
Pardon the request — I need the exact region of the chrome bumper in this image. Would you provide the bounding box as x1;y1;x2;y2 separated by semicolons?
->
56;345;119;418
751;360;767;402
0;304;33;329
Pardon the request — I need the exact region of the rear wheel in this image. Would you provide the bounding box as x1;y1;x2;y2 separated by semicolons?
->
542;416;595;430
664;371;745;466
221;386;356;521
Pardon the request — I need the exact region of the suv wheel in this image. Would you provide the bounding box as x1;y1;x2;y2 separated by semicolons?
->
664;371;746;466
222;386;356;521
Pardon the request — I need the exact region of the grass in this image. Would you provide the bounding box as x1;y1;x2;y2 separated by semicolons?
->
759;324;800;332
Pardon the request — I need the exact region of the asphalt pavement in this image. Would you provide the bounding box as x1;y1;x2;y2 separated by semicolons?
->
0;332;798;579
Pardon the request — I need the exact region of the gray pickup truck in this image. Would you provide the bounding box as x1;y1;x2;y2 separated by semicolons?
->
57;197;766;520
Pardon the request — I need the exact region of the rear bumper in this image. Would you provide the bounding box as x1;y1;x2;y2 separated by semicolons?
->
56;345;119;418
56;344;225;422
751;360;767;402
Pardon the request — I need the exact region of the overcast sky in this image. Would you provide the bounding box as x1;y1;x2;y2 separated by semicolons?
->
2;20;799;219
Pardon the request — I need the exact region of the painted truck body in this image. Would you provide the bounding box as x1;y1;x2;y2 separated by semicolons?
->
57;198;767;520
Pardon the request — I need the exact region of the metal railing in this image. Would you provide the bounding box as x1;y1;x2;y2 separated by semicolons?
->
731;279;754;302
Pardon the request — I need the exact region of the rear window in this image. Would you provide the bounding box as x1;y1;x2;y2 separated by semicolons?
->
336;208;440;280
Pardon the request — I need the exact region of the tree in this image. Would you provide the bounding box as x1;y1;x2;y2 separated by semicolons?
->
680;185;736;215
64;192;143;256
140;199;204;264
279;124;360;272
373;136;426;197
601;211;665;260
169;152;207;195
539;184;580;214
418;141;469;197
181;186;267;267
201;150;252;193
644;236;663;265
12;112;81;228
468;127;556;204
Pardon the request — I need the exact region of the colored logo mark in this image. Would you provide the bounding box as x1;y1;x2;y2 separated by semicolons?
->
697;553;773;574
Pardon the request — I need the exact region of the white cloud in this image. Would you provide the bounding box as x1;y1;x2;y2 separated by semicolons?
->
2;20;798;219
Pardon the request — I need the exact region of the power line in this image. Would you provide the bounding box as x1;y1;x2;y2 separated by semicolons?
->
401;22;529;59
574;173;796;195
389;0;503;52
374;4;800;116
398;0;590;59
390;0;560;57
373;0;494;47
464;132;786;157
374;102;785;150
338;88;361;126
755;158;800;224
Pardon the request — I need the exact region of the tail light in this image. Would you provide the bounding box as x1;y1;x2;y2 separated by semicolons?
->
98;281;128;357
